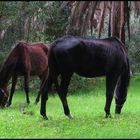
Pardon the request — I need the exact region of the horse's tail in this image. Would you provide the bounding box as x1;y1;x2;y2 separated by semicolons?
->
47;44;60;94
42;43;49;55
115;57;130;113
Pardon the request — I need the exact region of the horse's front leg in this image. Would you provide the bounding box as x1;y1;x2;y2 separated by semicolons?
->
6;75;18;107
104;74;119;118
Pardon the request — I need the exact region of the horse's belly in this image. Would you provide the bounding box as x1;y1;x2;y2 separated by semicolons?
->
75;70;105;78
30;66;47;75
73;62;107;77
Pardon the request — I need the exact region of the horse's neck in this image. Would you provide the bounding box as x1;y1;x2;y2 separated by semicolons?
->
0;78;9;90
0;66;13;88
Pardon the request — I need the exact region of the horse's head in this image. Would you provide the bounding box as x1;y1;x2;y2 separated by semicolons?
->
0;88;8;107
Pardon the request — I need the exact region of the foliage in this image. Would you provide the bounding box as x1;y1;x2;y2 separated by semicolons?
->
0;1;71;48
42;1;71;41
126;12;140;74
127;32;140;74
0;1;140;92
68;74;105;94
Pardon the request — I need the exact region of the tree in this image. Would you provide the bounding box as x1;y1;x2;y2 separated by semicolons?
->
66;1;140;47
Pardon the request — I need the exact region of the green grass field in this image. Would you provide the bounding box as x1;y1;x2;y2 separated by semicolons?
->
0;76;140;139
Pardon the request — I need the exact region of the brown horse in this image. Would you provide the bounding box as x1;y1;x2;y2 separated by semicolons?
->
0;41;49;107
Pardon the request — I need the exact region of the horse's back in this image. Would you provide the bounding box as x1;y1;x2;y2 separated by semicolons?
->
49;36;128;77
51;36;123;53
12;42;49;75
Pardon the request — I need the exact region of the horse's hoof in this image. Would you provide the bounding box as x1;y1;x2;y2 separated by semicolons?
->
105;114;111;118
34;101;38;105
115;109;121;114
5;103;11;107
5;104;11;107
115;111;121;114
67;114;74;120
43;116;48;120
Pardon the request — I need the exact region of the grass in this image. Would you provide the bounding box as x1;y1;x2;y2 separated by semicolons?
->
0;76;140;138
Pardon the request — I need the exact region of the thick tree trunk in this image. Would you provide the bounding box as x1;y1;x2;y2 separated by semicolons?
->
119;1;125;44
98;1;107;38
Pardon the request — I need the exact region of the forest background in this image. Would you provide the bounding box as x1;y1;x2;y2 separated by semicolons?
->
0;1;140;92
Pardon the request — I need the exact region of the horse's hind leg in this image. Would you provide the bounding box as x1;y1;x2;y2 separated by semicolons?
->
105;73;119;118
6;75;18;107
24;73;30;105
35;74;47;104
40;74;53;120
35;79;45;104
35;91;40;104
57;74;73;119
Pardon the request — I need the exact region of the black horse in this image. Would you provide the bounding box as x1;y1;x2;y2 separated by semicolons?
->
40;36;130;120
